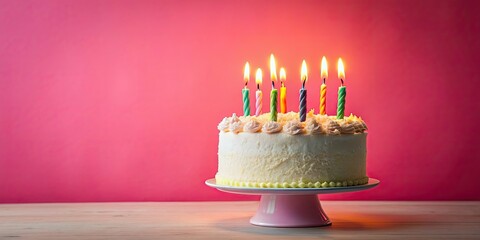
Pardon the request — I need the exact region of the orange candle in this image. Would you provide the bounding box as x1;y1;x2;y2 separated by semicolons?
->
279;68;287;113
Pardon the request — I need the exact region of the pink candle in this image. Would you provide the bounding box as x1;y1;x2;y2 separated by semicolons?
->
255;68;263;116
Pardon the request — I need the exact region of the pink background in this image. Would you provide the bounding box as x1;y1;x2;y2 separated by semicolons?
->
1;0;479;203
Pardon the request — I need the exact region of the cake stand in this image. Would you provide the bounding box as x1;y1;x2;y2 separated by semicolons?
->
205;178;379;228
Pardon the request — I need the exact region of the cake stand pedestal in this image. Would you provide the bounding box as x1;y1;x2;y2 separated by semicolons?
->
205;178;379;228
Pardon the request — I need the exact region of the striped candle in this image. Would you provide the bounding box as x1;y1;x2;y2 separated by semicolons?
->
320;84;326;115
336;58;346;119
299;88;307;122
242;88;250;116
269;54;278;121
299;60;308;122
279;68;287;113
242;62;250;116
256;90;262;116
255;68;263;116
320;56;328;115
336;86;346;119
270;89;278;121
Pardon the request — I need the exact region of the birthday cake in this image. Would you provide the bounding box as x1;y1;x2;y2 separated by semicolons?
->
215;111;368;188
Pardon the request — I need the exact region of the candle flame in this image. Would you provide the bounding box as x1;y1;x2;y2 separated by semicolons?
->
270;54;277;81
279;68;286;83
338;58;345;80
244;62;250;84
255;68;263;85
321;56;328;80
301;60;308;83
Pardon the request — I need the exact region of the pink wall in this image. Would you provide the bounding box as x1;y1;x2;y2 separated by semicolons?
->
1;0;479;203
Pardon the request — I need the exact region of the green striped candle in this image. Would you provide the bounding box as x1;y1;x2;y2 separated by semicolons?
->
270;89;278;121
242;88;250;116
336;86;346;119
242;62;251;116
269;54;278;121
336;58;346;119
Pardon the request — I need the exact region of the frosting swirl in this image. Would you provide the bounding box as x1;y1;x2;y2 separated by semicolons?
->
243;119;262;133
284;120;304;135
229;121;242;134
353;121;365;133
262;121;282;133
340;121;355;134
361;120;368;130
305;118;323;134
326;120;341;135
217;117;230;132
228;113;242;134
230;113;241;124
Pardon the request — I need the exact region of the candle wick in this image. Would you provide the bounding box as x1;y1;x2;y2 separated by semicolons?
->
272;81;275;89
323;78;326;85
302;81;305;89
281;82;284;87
257;83;260;90
340;78;344;86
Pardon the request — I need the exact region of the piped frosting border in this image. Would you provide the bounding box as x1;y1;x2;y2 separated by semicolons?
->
218;111;367;135
215;175;369;188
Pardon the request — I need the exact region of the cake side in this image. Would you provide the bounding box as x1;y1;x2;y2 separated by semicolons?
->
216;132;368;188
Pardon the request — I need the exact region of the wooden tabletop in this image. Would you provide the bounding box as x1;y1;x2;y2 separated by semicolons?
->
1;201;479;239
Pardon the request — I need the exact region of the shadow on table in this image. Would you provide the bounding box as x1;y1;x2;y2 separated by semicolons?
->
329;212;419;231
214;212;426;236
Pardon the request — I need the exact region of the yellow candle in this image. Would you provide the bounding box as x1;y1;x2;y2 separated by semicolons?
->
279;68;287;113
320;56;328;115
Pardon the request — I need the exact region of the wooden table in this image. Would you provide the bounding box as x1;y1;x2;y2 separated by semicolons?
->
1;201;479;239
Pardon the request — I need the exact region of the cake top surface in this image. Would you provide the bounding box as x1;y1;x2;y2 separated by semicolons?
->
218;111;367;135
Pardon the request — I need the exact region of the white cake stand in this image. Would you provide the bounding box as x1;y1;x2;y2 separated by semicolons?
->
205;178;380;228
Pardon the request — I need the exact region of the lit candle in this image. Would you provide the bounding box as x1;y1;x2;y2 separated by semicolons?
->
336;58;346;119
299;60;308;122
279;68;287;113
320;56;328;115
269;54;278;121
242;62;251;116
255;68;263;116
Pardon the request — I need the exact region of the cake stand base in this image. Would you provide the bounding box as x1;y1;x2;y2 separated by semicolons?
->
250;194;330;227
205;178;379;228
